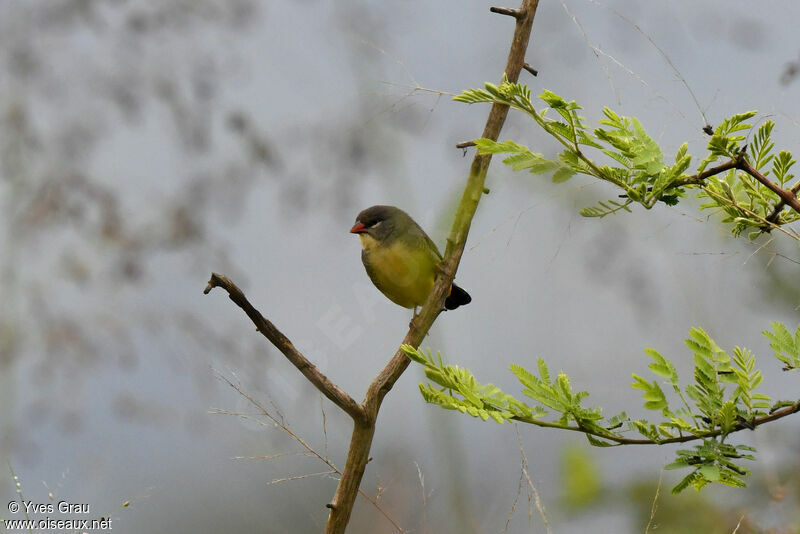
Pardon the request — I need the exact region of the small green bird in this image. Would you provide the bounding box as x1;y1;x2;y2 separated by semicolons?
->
350;205;471;311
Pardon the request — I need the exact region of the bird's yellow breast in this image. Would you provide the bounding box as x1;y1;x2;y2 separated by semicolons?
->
359;235;437;309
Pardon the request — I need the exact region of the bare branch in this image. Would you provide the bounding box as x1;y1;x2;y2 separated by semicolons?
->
204;273;366;424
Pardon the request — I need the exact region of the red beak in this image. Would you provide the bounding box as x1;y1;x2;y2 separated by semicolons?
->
350;222;367;234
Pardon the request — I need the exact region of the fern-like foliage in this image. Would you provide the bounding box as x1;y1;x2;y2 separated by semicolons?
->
456;80;800;238
404;322;800;494
696;116;800;237
763;321;800;370
403;347;543;423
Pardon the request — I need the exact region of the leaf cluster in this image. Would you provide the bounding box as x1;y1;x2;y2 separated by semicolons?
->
456;80;800;236
404;322;800;494
698;116;799;236
763;321;800;370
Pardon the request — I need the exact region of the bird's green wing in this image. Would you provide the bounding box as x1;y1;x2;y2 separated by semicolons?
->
407;220;443;261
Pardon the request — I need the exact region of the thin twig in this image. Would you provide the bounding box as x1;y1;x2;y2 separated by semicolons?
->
269;471;337;485
671;156;800;238
204;273;366;424
738;158;800;214
231;452;311;461
7;461;31;522
503;466;524;534
378;81;457;98
700;185;800;241
560;0;619;105
511;399;800;445
673;159;738;187
414;462;430;534
522;62;538;76
589;0;708;126
213;371;406;533
321;395;330;462
516;426;550;533
490;6;524;18
644;470;663;534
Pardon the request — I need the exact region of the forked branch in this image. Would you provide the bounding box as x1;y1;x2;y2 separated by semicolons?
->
205;1;540;532
204;273;366;424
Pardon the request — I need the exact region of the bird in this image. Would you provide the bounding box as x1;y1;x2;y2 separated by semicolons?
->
350;205;471;313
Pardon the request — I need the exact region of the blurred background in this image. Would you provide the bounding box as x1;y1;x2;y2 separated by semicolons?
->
1;0;799;532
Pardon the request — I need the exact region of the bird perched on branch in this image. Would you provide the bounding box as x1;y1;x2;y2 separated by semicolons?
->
350;205;471;313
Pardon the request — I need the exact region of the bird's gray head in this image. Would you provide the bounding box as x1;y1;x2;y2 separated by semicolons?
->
349;205;409;243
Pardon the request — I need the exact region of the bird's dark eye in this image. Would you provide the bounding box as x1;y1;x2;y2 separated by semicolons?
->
370;220;383;228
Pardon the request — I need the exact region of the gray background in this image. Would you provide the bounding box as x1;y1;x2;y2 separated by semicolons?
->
1;0;799;532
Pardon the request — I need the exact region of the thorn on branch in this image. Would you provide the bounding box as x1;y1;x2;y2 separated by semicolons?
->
737;416;756;430
490;6;525;19
326;503;337;510
522;62;538;76
765;182;800;225
456;140;476;149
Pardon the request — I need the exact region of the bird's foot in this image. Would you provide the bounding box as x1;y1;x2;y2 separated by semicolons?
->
409;307;418;329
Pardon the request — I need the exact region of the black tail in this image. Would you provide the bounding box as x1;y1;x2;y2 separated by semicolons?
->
444;283;472;310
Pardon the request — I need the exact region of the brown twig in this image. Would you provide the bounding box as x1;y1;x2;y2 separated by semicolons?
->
676;154;800;214
204;273;366;424
765;179;800;224
672;153;800;232
675;159;738;187
522;62;538;76
490;6;524;19
512;399;800;445
456;140;476;149
738;157;800;214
